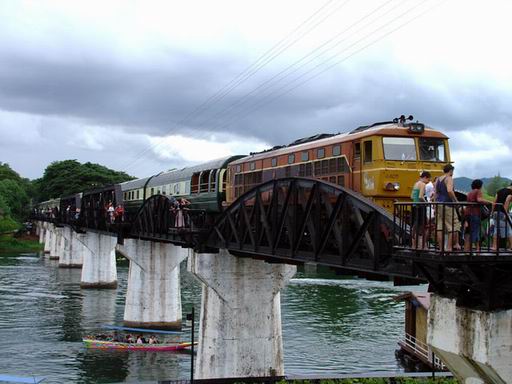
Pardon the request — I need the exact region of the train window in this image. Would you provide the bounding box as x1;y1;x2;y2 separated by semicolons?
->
337;157;348;172
305;163;312;176
200;171;210;193
299;163;313;177
354;143;361;158
301;151;309;161
288;154;295;164
151;187;154;196
337;175;345;187
321;160;329;175
249;162;256;171
285;166;291;177
329;158;336;173
383;137;417;161
210;169;217;191
221;170;227;192
419;138;446;162
136;190;140;199
364;141;373;163
191;172;200;193
314;161;321;175
317;148;325;159
236;164;241;173
329;176;336;184
174;183;180;194
123;192;127;200
333;145;341;156
271;157;277;167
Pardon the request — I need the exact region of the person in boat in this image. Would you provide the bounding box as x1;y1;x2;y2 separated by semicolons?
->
148;335;159;344
125;334;134;343
112;332;121;342
136;335;147;344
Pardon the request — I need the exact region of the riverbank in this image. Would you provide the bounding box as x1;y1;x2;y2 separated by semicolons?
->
277;379;456;384
0;233;43;252
164;377;457;384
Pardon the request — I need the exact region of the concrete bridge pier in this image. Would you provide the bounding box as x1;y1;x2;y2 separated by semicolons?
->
428;295;512;383
80;232;117;289
58;226;84;268
188;249;296;379
38;222;46;244
43;223;53;253
117;239;189;329
49;226;62;260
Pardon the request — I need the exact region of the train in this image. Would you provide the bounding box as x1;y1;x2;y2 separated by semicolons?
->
35;117;451;217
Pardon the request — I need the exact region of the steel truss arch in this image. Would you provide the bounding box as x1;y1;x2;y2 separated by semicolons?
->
207;178;397;272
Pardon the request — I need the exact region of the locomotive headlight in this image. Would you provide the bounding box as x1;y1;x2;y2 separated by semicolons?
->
384;182;400;191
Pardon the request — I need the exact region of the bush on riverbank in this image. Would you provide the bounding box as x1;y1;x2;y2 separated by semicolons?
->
0;233;42;252
0;216;20;233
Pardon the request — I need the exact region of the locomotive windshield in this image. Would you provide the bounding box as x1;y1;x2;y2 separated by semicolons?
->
382;137;416;161
418;138;446;162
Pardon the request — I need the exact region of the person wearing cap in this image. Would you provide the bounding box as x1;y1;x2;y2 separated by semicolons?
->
434;164;461;251
491;182;512;250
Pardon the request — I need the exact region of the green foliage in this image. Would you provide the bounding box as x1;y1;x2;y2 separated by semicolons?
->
0;179;30;221
36;159;135;201
0;193;10;218
485;174;510;197
0;234;42;251
0;217;19;233
0;162;22;182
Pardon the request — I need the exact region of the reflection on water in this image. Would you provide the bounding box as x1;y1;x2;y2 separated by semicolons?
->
0;252;418;382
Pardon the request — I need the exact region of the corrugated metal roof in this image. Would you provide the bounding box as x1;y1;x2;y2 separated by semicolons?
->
120;155;244;191
394;291;431;310
119;176;151;191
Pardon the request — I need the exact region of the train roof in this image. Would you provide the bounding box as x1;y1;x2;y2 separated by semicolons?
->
230;121;448;165
36;198;61;208
120;155;245;191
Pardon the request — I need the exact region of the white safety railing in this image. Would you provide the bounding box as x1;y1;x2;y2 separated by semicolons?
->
401;333;446;370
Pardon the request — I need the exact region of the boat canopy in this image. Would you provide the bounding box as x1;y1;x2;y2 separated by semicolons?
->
102;324;182;335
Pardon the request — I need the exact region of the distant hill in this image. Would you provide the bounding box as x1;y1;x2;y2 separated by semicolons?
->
454;177;512;193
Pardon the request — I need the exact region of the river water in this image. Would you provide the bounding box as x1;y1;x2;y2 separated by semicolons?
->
0;251;424;383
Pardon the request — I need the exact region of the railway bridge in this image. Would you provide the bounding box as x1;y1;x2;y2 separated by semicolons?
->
33;177;512;383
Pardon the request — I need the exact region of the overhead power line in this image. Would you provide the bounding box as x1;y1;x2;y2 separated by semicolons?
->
193;0;401;131
211;0;442;133
123;0;350;173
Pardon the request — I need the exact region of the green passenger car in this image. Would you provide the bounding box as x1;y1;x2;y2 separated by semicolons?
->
119;155;244;218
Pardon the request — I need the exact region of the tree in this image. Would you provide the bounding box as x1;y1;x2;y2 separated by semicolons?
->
0;162;22;182
0;179;30;221
36;160;135;201
485;175;509;197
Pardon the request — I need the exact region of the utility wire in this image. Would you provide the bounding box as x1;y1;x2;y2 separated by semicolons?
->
123;0;349;172
213;0;440;133
194;0;401;130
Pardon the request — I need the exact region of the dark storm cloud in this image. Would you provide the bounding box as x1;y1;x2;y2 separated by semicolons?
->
0;50;239;135
1;41;511;150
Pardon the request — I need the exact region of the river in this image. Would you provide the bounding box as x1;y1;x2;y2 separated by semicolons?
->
0;251;423;383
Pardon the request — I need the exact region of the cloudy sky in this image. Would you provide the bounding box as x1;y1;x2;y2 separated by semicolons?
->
0;0;511;180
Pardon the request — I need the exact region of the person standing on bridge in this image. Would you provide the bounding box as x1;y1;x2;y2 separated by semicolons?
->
491;183;512;251
410;171;431;249
114;204;124;223
464;179;493;252
434;164;461;251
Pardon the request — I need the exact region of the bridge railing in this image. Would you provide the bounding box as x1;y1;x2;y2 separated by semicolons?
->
393;201;512;256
